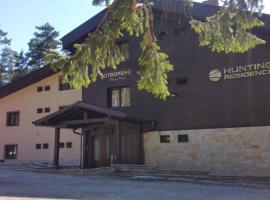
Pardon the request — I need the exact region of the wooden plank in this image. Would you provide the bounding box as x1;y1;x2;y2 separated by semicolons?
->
59;118;112;126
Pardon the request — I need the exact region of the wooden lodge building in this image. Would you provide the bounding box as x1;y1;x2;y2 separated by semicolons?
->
1;0;270;176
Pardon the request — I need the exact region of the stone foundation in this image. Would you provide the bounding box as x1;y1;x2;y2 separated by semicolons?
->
144;126;270;176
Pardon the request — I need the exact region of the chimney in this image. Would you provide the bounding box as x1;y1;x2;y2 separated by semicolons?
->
203;0;219;6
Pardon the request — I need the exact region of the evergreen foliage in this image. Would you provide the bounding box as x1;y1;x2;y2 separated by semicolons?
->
47;0;173;99
0;47;19;83
46;0;266;100
0;29;12;86
190;0;265;53
27;23;60;70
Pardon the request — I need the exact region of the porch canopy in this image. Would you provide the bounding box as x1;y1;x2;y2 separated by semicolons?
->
33;101;153;169
33;101;151;129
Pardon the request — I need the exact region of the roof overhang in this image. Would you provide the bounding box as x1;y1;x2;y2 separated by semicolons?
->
61;0;270;50
33;101;153;129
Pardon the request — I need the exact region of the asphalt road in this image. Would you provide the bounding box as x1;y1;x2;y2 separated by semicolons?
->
0;166;270;200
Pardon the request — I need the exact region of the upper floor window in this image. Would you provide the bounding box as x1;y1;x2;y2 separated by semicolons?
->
6;112;20;126
44;85;51;91
108;86;131;108
37;86;43;92
118;41;130;60
59;76;71;91
44;107;50;113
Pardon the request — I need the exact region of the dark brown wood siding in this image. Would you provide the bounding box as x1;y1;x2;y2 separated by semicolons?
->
83;17;270;131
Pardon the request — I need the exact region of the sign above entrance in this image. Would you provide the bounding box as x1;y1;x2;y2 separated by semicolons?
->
103;69;133;81
209;61;270;82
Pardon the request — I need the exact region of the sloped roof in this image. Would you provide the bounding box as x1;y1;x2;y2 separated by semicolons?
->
0;66;55;99
61;0;270;50
33;101;151;128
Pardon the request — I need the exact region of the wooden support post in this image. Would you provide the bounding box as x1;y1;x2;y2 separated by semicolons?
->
80;111;88;171
115;121;121;164
54;128;60;169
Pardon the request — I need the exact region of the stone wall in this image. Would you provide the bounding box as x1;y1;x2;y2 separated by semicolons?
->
144;126;270;176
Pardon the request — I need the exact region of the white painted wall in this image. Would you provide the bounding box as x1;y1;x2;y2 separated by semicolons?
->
0;72;82;166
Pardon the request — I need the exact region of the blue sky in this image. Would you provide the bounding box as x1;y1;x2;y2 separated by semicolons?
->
0;0;270;52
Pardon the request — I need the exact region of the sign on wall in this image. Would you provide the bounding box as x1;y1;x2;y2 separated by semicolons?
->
103;69;133;81
209;61;270;82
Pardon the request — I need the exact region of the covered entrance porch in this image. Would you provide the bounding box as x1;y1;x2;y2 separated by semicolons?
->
33;102;152;169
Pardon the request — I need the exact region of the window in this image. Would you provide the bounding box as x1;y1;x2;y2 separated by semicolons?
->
43;143;49;149
4;145;18;159
159;31;169;40
36;144;41;149
37;108;43;114
59;106;67;110
59;142;65;148
44;107;50;113
37;86;43;92
119;41;130;60
59;76;71;91
108;86;131;108
178;135;189;143
177;77;188;85
44;85;51;91
160;135;170;143
66;142;72;148
6;112;20;126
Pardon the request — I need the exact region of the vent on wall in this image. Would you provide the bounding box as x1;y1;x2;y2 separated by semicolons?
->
176;77;188;85
159;31;169;40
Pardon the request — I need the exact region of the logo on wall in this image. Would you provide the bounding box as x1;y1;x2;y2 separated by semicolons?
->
209;69;222;82
209;61;270;82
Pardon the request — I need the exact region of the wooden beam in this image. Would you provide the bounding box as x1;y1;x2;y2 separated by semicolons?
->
54;128;60;169
59;118;114;126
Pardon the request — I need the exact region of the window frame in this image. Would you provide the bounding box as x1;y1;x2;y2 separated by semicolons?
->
44;85;51;91
6;111;20;127
37;108;43;114
59;76;72;91
4;144;18;159
37;86;43;92
178;134;189;143
160;135;170;143
66;142;72;148
117;41;130;60
59;142;65;148
43;143;49;149
44;107;50;113
36;144;42;150
108;86;131;108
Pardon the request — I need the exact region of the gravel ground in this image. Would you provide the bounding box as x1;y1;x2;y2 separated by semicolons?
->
0;166;270;200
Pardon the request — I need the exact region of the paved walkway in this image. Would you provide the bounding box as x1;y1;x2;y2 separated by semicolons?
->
0;166;270;200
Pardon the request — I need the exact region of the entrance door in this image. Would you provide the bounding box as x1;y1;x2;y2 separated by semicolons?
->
90;130;115;168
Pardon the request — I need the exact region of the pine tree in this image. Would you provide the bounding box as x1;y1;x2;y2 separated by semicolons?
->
26;23;60;70
0;29;11;46
0;47;19;83
13;51;28;80
0;29;12;86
